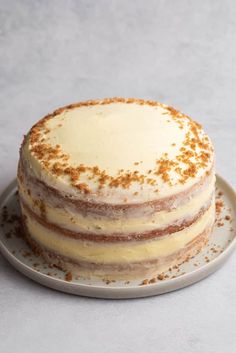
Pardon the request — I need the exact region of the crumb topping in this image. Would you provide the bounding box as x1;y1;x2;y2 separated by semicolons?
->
65;272;73;282
27;97;214;194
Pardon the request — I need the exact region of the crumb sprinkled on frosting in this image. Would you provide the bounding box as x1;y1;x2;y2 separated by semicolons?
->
27;98;213;194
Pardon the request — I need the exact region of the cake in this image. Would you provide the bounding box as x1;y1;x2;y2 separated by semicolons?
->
17;98;215;281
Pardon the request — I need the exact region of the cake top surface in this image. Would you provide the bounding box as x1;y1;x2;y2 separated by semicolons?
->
22;98;214;204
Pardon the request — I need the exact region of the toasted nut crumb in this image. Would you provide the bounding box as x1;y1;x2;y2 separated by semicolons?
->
157;274;164;280
65;272;72;282
149;277;157;284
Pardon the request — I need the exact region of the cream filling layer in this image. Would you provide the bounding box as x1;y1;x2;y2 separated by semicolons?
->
18;177;215;235
22;201;215;263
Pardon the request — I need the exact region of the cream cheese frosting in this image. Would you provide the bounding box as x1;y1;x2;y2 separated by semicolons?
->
21;98;214;204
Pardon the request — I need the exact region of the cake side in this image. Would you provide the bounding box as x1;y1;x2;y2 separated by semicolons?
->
21;218;214;280
18;166;214;239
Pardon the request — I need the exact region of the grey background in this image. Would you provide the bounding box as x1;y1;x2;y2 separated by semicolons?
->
0;1;235;352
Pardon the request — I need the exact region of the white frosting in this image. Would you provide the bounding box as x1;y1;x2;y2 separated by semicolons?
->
45;104;184;174
22;100;214;203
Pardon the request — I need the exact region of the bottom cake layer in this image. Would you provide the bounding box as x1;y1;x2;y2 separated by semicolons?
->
21;217;214;281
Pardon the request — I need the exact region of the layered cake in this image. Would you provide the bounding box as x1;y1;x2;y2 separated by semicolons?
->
17;98;215;280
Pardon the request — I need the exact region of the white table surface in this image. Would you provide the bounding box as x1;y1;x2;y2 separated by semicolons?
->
0;1;236;352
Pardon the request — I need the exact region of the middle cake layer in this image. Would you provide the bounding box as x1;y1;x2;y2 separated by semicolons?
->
18;172;215;239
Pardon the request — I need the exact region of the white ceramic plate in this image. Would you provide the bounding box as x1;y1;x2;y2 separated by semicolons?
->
0;175;235;299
